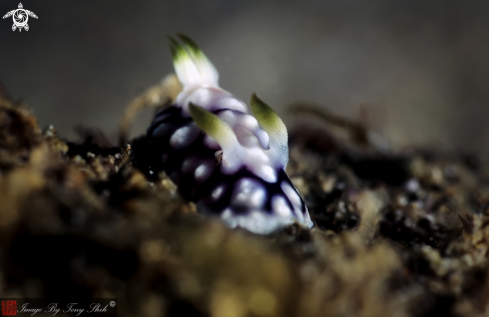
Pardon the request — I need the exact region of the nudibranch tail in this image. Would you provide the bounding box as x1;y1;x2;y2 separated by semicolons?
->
169;35;219;88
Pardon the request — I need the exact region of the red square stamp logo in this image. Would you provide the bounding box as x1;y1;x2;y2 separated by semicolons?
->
1;300;16;316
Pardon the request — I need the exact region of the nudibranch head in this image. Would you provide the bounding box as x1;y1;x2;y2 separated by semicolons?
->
146;35;314;234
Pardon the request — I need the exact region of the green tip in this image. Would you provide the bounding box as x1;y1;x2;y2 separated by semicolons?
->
177;34;200;54
176;33;211;66
168;36;189;63
188;103;237;147
167;36;178;46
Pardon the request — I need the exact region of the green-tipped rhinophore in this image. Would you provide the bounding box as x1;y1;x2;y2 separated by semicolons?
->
169;35;219;87
188;103;237;149
250;94;288;154
177;34;218;85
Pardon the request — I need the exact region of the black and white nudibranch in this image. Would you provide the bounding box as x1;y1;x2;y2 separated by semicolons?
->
144;35;314;234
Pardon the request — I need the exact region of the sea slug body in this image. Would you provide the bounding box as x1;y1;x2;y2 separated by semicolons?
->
145;35;314;234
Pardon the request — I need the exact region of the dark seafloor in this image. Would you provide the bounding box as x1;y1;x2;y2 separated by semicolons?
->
1;81;489;317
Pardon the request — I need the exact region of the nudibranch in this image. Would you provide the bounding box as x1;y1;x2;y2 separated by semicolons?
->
145;35;313;234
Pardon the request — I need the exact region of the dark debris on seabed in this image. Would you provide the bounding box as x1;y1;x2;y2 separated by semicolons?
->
2;84;489;317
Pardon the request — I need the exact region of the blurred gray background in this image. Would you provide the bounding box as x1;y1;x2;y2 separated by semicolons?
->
1;0;489;153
